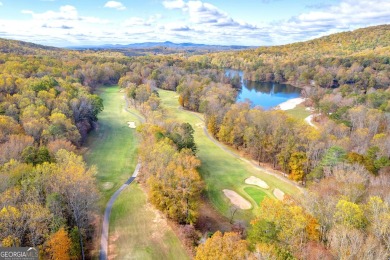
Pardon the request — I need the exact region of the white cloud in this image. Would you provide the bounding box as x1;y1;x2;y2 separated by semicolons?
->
1;0;390;47
4;5;111;46
22;5;79;21
272;0;390;43
123;17;151;27
161;0;390;46
164;23;191;31
21;5;108;24
104;1;126;11
163;0;257;29
163;0;186;9
0;2;3;6
160;0;266;45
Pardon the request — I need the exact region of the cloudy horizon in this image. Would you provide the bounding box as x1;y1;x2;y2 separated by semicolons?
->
0;0;389;47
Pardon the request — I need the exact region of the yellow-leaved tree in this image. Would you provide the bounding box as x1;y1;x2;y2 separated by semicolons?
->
195;231;249;260
46;227;71;260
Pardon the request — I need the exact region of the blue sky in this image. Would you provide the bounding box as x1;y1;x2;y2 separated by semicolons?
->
0;0;389;47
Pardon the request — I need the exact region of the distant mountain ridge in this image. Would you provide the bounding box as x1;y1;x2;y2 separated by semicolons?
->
0;38;60;55
69;41;253;51
0;24;389;56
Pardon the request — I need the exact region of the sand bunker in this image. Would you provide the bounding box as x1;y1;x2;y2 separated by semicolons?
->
245;176;269;189
127;121;136;128
223;189;251;210
273;188;285;200
304;115;317;128
276;98;305;110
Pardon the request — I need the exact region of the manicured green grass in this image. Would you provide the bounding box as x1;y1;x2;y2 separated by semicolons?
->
158;89;302;222
84;86;139;208
85;86;189;259
244;187;268;205
284;104;311;121
110;183;189;260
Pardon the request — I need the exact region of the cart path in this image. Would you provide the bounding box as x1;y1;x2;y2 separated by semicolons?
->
99;163;141;260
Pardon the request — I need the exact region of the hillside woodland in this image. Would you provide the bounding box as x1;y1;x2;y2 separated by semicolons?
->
0;25;389;259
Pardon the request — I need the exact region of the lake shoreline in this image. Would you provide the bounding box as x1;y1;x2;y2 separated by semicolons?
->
274;97;305;110
227;69;304;110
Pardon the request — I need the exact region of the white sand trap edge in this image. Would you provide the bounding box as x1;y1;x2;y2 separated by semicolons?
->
223;189;251;210
127;121;136;128
273;188;285;200
304;115;317;128
276;98;305;110
245;176;269;189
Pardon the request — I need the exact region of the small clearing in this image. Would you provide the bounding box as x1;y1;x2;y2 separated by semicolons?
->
245;176;269;189
273;188;285;200
222;189;251;210
127;121;136;128
276;98;305;110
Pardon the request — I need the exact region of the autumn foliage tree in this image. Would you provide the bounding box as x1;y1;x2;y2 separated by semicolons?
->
195;231;249;260
140;126;204;224
45;227;72;260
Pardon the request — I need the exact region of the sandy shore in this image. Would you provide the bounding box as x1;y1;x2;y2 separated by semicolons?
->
276;98;305;110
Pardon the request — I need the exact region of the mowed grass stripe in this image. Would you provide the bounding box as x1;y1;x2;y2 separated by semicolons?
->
84;86;139;208
110;184;189;260
158;89;301;222
85;86;189;260
244;187;268;205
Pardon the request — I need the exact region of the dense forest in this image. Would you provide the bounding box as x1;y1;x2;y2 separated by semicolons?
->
0;24;389;259
0;40;130;258
119;25;390;259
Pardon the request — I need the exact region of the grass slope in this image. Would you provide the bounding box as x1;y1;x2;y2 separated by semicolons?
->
244;187;268;205
84;86;139;207
110;183;189;260
284;104;311;121
85;86;188;259
158;89;302;222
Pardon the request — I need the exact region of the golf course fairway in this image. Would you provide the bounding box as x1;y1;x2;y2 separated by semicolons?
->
85;86;188;259
158;89;302;222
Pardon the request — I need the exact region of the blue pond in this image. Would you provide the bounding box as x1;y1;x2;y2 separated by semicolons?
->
226;69;302;110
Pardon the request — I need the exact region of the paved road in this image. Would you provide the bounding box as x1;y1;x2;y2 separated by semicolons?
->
99;163;141;260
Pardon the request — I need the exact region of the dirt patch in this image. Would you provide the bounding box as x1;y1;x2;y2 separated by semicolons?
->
273;188;285;200
245;176;269;189
196;197;232;233
148;203;169;241
101;182;114;191
108;232;120;260
138;183;170;241
223;189;251;210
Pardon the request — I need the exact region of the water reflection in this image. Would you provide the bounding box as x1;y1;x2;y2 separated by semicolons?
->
226;69;302;110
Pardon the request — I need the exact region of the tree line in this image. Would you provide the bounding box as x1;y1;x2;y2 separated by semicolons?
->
123;82;204;225
0;40;121;259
